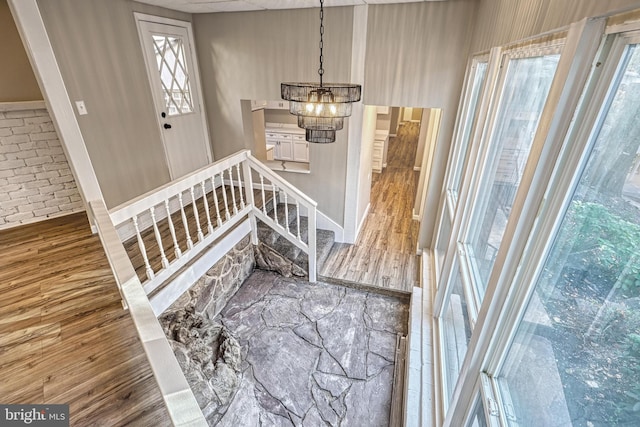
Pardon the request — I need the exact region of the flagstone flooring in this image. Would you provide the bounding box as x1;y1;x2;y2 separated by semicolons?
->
212;269;409;426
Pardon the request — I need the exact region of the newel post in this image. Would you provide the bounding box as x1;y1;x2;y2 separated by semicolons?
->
242;157;258;245
308;206;317;283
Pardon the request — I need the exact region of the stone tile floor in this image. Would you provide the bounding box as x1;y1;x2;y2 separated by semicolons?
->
214;270;409;426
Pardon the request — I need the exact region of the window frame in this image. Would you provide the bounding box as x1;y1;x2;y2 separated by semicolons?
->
445;53;491;217
457;40;566;317
484;30;640;425
434;53;491;281
439;18;608;427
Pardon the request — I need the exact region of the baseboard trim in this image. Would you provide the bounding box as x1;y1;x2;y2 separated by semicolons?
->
355;203;370;241
317;209;345;243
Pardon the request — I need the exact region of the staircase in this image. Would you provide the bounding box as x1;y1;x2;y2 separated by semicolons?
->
256;201;335;273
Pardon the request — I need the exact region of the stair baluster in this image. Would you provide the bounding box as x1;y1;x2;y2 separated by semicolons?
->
272;184;278;226
260;175;267;215
149;206;169;268
211;175;223;227
133;214;154;281
296;200;301;240
236;164;245;209
219;172;231;221
228;167;238;215
178;192;194;250
200;181;214;235
283;192;290;233
190;187;204;242
164;199;182;258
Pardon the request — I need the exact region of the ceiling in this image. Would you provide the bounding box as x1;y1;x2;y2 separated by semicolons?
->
135;0;446;14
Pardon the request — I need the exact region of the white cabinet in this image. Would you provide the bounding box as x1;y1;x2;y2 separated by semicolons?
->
372;131;389;173
265;128;309;163
278;138;294;160
292;135;309;163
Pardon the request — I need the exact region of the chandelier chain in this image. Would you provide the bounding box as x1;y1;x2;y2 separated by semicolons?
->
318;0;324;86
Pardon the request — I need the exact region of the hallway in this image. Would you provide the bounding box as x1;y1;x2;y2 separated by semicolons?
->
321;121;421;292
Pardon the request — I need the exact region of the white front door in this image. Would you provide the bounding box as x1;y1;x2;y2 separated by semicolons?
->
135;14;212;179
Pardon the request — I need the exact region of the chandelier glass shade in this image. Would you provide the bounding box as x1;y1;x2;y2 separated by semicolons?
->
280;0;361;143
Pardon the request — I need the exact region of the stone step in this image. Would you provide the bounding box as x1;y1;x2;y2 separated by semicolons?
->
256;203;299;246
272;228;335;272
256;203;336;274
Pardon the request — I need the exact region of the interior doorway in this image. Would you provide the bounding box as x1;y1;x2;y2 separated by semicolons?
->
320;106;441;291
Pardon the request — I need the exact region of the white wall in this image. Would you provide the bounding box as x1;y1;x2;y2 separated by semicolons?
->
0;104;83;228
357;105;377;231
365;1;477;246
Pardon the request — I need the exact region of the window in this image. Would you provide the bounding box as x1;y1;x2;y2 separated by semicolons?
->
447;58;489;214
433;18;640;427
435;206;452;276
496;42;640;427
152;34;194;115
461;48;561;302
442;258;473;404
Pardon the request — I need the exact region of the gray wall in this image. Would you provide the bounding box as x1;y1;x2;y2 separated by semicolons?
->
37;0;190;208
193;8;354;224
365;1;477;246
1;0;42;102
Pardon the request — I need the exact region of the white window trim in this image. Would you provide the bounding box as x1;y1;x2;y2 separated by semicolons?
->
456;40;566;319
445;53;491;214
485;31;640;407
434;46;503;319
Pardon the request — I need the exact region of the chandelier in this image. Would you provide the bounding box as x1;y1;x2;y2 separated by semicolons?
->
281;0;361;143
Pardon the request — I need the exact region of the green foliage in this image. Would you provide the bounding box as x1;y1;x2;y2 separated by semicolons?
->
563;201;640;290
627;333;640;357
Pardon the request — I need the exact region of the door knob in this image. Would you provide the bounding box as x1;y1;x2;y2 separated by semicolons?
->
163;123;172;129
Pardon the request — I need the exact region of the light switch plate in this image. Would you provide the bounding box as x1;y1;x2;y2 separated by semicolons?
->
75;101;88;115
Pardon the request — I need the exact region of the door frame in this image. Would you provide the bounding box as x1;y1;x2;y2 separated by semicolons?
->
133;12;213;177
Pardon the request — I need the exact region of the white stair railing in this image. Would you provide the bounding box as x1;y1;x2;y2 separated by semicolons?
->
245;152;317;281
107;150;317;296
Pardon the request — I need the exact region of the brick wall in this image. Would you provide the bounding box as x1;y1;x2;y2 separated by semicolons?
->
0;104;83;228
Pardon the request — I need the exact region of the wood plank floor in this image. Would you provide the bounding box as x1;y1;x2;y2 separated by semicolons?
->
321;122;421;291
0;213;170;426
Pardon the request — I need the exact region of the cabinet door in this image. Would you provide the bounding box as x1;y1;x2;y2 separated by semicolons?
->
278;139;293;160
293;139;309;162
